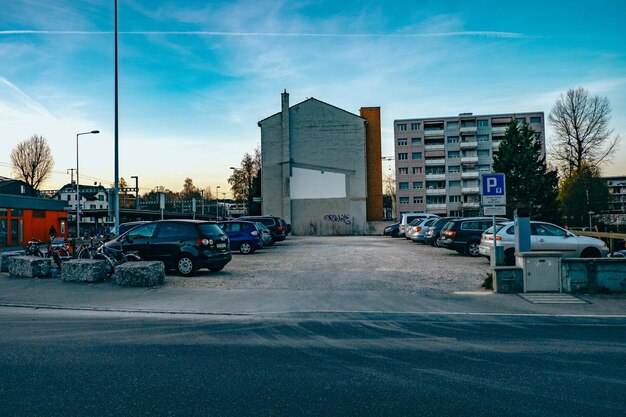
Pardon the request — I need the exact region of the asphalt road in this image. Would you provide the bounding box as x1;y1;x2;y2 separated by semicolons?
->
1;309;624;417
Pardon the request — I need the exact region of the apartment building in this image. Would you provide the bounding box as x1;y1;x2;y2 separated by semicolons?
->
606;176;626;214
393;112;545;218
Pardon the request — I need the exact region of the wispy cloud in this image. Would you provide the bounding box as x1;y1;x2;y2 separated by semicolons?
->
0;30;524;38
0;75;52;117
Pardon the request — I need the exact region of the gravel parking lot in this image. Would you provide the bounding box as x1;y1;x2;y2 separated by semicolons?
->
165;236;493;293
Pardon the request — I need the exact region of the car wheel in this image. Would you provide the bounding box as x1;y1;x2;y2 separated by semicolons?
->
176;254;197;277
580;247;601;258
209;265;225;272
239;242;253;254
466;241;481;257
504;249;515;266
391;231;399;238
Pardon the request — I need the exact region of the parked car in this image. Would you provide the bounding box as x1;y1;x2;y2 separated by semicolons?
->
241;216;287;242
399;212;439;237
479;221;610;265
383;222;400;238
105;219;232;276
405;218;427;240
411;218;439;243
438;217;509;256
608;250;626;258
255;222;274;246
424;217;459;246
118;221;151;236
216;220;263;254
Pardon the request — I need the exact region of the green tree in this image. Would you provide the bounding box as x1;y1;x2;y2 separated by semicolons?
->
492;119;561;223
10;134;54;190
228;147;261;214
558;165;609;227
180;177;201;200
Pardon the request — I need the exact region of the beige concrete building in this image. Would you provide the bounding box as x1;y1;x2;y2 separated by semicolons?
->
258;91;382;235
393;112;545;218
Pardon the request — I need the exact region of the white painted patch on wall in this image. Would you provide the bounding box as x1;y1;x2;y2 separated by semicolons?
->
290;167;346;199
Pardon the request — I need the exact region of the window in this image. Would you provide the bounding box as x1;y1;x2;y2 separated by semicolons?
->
446;121;458;129
448;180;461;188
477;119;489;127
477;164;491;172
397;138;408;146
449;195;461;203
397;123;407;131
413;182;423;189
530;117;541;124
32;210;45;218
448;165;460;173
128;223;158;240
413;196;423;204
411;123;421;130
99;195;104;201
398;153;408;160
412;167;423;174
90;204;96;209
67;195;71;201
478;149;490;157
412;152;422;160
461;120;476;128
398;168;408;175
11;209;23;217
448;150;460;158
411;137;422;145
516;117;526;124
476;135;489;142
447;136;460;144
399;182;409;190
399;197;409;204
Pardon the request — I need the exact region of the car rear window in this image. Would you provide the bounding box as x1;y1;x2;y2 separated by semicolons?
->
199;223;226;236
157;222;197;239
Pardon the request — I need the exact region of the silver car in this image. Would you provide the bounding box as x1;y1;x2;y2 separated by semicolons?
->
255;222;274;246
410;218;439;243
479;221;609;265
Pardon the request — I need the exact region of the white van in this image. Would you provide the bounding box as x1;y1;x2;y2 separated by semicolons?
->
399;212;439;237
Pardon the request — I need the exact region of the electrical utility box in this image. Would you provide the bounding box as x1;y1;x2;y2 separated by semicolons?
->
516;252;562;292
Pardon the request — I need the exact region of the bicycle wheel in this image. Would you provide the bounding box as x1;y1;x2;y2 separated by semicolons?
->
78;248;95;259
94;253;116;276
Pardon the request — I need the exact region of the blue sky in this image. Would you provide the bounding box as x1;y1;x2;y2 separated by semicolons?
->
1;0;625;196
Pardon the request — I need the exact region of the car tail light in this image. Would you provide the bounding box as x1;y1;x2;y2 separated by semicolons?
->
251;231;259;236
199;238;213;246
446;230;456;237
277;226;283;232
415;226;422;232
487;235;502;241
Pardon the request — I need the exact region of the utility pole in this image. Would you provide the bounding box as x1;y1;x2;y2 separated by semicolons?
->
67;168;76;184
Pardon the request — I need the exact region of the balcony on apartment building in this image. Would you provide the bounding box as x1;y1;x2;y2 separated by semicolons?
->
425;173;446;180
424;158;446;166
492;140;501;150
426;203;447;211
462;201;480;208
423;123;445;137
426;188;447;196
491;126;507;134
462;187;480;194
460;139;478;149
424;143;445;151
461;170;479;179
461;156;479;164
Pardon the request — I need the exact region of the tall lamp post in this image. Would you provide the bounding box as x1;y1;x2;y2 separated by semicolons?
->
76;130;100;239
130;175;139;209
216;186;221;219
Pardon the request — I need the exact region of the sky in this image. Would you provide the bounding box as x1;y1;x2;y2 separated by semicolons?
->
1;0;625;197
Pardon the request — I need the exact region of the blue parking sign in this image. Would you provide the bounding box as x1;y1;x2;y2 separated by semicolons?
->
481;173;506;205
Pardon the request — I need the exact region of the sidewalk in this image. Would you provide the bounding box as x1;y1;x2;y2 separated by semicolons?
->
1;273;624;318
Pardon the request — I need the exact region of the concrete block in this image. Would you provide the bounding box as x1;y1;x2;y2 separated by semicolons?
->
493;266;523;294
9;256;51;278
114;261;165;287
1;251;25;273
61;259;110;283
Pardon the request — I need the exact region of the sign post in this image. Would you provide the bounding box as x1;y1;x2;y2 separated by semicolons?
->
481;173;506;267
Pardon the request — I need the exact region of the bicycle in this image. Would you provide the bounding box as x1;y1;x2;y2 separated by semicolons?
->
93;244;141;276
77;238;105;260
24;237;71;268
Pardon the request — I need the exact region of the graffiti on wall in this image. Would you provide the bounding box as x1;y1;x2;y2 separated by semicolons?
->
323;214;352;225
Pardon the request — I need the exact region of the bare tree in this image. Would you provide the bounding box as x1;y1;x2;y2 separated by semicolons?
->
548;87;620;174
10;134;54;190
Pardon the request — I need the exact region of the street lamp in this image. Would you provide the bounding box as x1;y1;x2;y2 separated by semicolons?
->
76;130;100;239
216;186;221;219
130;175;139;209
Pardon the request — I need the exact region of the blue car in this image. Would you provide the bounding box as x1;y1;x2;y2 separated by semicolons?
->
216;220;263;254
